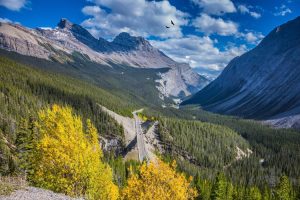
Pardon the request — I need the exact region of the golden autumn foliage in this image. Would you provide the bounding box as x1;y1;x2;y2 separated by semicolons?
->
32;104;118;200
121;159;198;200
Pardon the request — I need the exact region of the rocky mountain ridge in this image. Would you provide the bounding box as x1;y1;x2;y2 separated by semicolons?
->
0;18;208;98
182;16;300;128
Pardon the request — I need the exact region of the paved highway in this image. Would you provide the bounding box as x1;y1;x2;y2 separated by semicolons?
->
133;111;149;162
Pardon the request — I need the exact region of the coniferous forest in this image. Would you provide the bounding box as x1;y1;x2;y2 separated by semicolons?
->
0;54;300;199
2;0;300;198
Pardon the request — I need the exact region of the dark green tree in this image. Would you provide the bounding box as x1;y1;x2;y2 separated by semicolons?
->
246;186;262;200
275;175;293;200
195;174;211;200
262;186;272;200
210;172;227;200
225;182;233;200
16;117;37;180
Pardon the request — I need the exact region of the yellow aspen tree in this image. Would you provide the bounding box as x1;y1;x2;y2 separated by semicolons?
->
32;104;118;200
121;159;198;200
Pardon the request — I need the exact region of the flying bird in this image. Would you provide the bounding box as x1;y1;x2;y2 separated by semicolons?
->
171;20;175;26
165;26;170;28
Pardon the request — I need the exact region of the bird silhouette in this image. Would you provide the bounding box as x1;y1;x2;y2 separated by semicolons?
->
165;26;170;28
171;20;175;26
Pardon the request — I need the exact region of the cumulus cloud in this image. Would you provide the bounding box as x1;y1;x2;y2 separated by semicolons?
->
192;14;263;44
0;0;27;11
81;0;188;39
238;5;261;19
191;0;236;15
150;35;247;74
82;5;102;16
80;0;260;78
192;14;238;36
274;4;292;16
238;31;264;45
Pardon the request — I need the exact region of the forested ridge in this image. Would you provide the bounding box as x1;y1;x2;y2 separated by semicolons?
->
0;56;133;174
143;107;300;198
159;118;250;169
1;55;300;199
0;49;171;108
133;108;300;199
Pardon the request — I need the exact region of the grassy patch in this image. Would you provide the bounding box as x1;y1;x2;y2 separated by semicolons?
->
0;182;19;196
0;176;26;196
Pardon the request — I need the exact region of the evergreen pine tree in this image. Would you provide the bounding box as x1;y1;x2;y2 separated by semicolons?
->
225;182;233;200
16;117;36;179
295;184;300;200
195;173;211;200
247;186;262;200
210;172;227;200
232;186;239;200
275;175;293;200
262;186;271;200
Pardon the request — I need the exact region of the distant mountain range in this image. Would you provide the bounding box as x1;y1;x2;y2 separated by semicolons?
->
182;16;300;128
3;17;300;129
0;18;208;99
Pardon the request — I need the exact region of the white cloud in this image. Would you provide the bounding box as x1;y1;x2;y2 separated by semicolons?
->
192;14;263;44
239;31;264;44
192;14;238;36
191;0;236;15
250;12;261;19
0;17;12;23
238;5;248;13
274;5;292;16
81;0;189;39
150;35;247;73
82;5;102;16
0;0;27;11
238;5;261;19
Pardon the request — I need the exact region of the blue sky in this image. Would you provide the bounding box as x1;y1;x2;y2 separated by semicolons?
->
0;0;299;78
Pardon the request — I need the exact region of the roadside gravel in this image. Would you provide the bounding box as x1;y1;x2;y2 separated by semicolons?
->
0;187;83;200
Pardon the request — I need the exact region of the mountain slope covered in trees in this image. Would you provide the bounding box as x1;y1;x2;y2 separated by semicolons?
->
1;16;300;199
0;56;132;174
1;49;300;199
143;106;300;186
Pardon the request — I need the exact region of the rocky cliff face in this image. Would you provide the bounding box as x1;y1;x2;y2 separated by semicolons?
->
182;16;300;127
0;19;208;98
0;23;54;59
